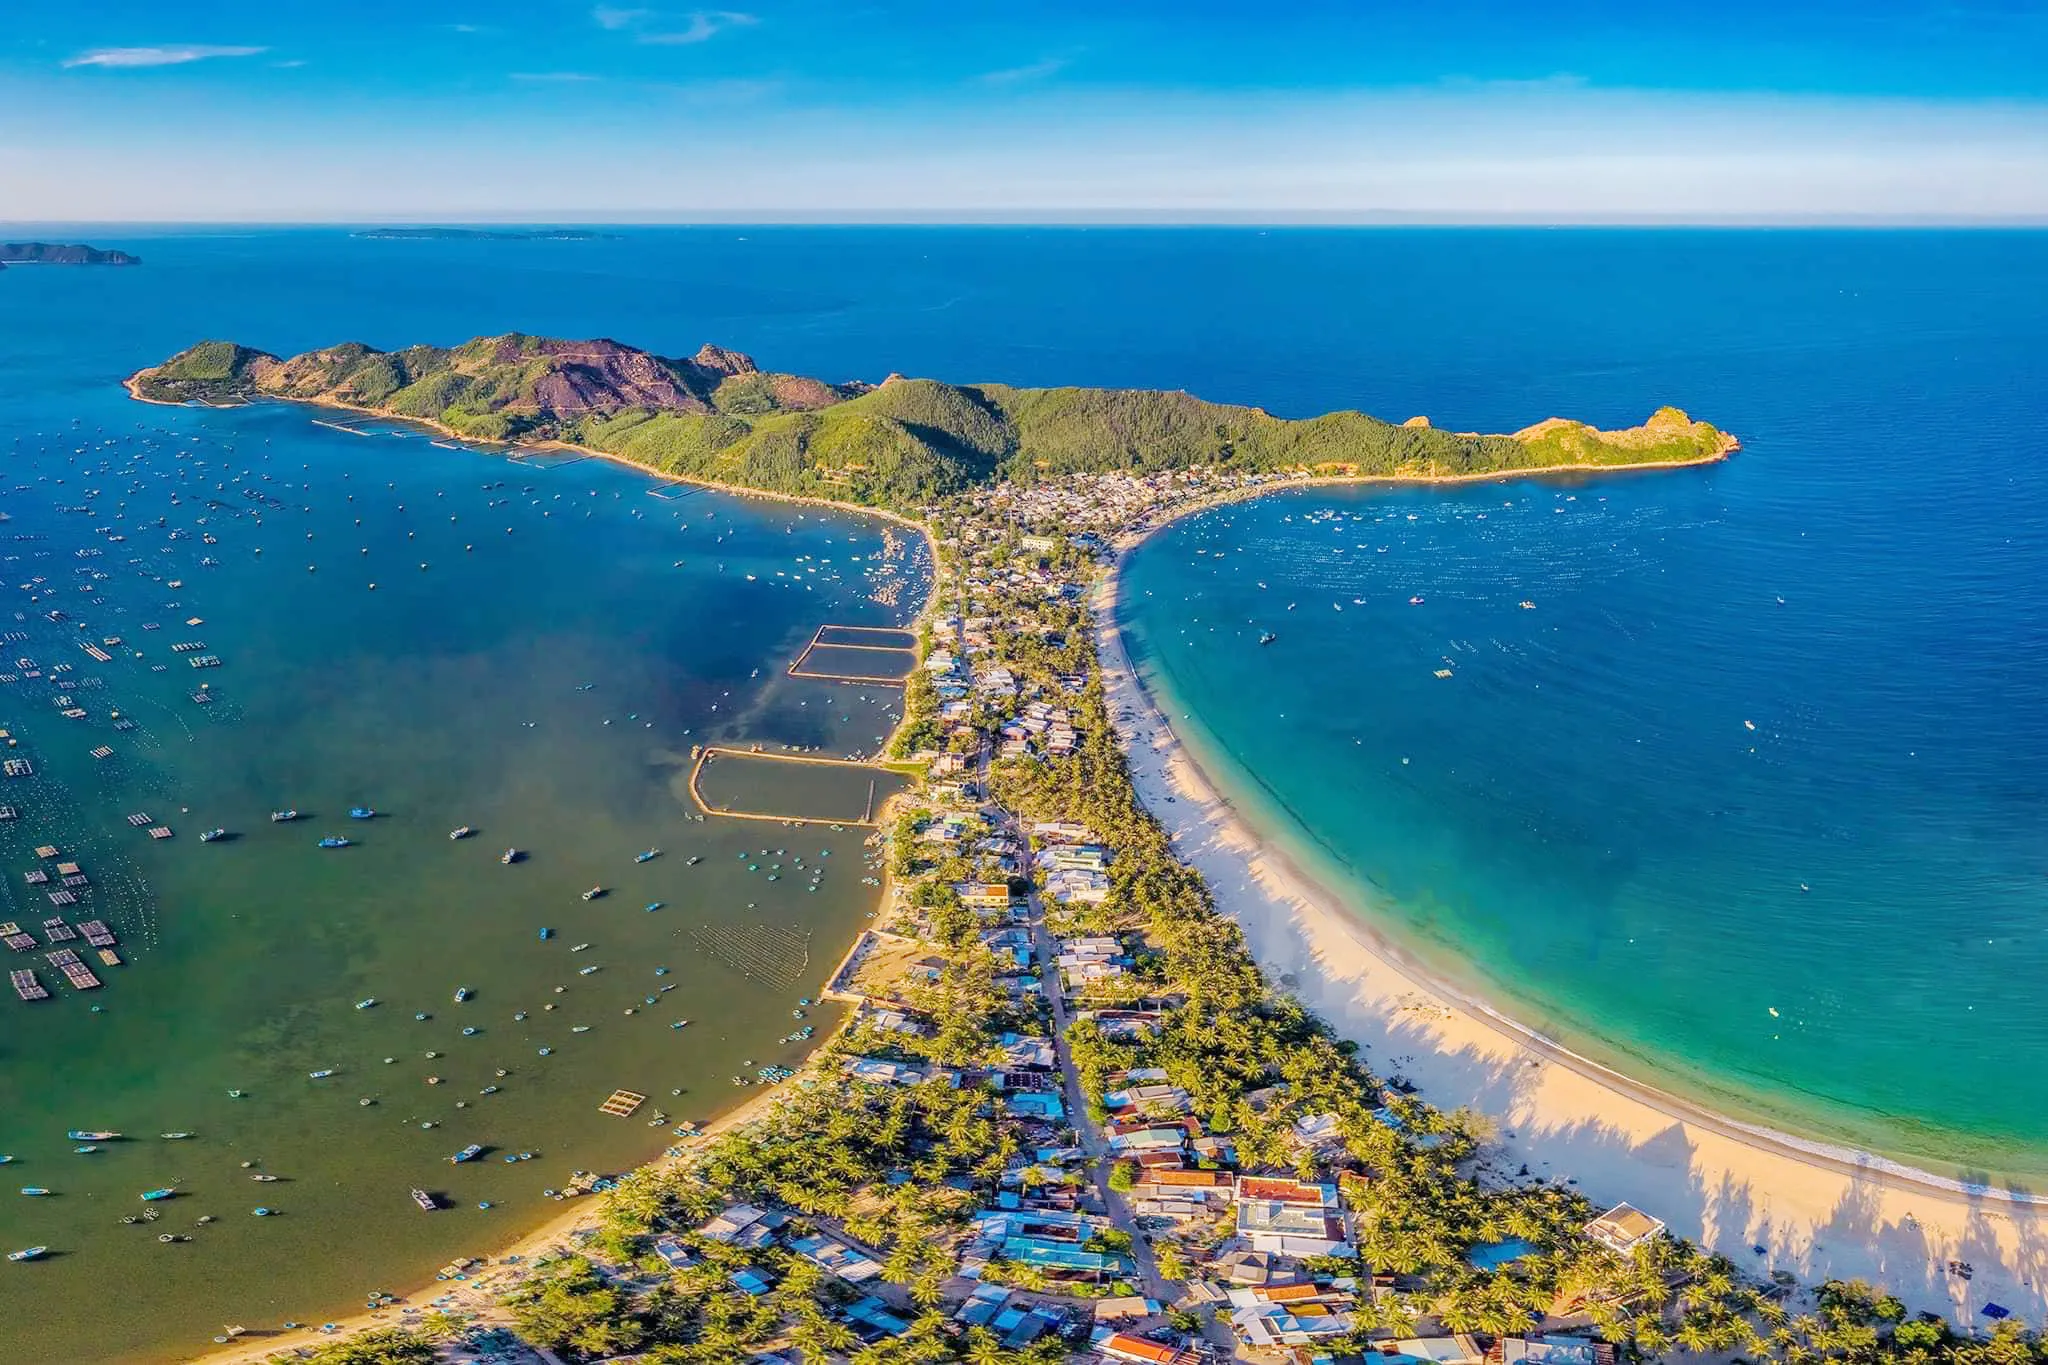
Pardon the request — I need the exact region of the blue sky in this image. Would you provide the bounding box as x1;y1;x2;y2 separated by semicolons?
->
3;0;2046;221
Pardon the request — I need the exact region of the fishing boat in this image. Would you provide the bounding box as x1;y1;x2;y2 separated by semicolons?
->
8;1246;47;1262
581;886;603;901
453;986;472;1003
226;1089;244;1099
199;827;227;843
317;836;351;849
538;927;552;940
160;1132;194;1140
448;826;473;840
0;1156;12;1165
73;1145;99;1155
634;849;658;863
21;1187;51;1197
571;1025;591;1034
67;1130;119;1142
348;806;376;820
570;942;590;953
449;1144;483;1163
686;855;701;865
578;965;600;976
270;809;298;822
355;998;377;1010
411;1188;438;1211
501;848;520;864
251;1207;273;1217
140;1187;175;1201
644;902;662;913
250;1173;279;1182
308;1068;337;1079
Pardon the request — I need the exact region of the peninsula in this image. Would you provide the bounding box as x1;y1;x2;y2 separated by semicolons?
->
130;334;1737;510
1;241;141;268
128;335;2047;1365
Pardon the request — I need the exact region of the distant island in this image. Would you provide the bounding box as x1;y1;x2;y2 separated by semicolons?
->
350;227;620;241
1;242;141;269
128;334;1736;510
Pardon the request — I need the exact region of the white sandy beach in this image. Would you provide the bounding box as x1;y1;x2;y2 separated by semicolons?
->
1095;564;2048;1329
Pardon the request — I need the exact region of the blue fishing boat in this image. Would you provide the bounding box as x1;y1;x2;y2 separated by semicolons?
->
348;807;376;820
318;836;351;849
453;987;471;1003
449;1144;483;1163
581;886;603;901
66;1130;118;1142
645;902;662;913
20;1187;51;1197
251;1207;273;1217
635;849;659;863
199;827;227;843
73;1145;99;1155
140;1187;176;1201
7;1246;46;1262
0;1156;12;1165
308;1068;336;1079
538;927;553;940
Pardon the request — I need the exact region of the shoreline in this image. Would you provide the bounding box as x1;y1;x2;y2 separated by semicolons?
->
185;1063;809;1365
1096;521;2048;1326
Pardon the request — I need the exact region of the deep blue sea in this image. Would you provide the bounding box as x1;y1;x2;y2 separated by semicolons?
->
0;228;2042;1356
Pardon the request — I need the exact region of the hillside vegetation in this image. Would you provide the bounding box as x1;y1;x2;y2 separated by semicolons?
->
131;334;1735;508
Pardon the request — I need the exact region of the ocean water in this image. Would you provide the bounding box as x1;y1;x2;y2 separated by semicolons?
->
1111;233;2048;1180
0;226;2041;1355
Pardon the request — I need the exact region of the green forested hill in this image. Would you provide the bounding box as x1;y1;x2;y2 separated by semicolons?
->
132;334;1735;509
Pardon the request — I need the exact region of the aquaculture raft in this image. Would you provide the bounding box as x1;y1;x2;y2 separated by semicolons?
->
598;1089;647;1118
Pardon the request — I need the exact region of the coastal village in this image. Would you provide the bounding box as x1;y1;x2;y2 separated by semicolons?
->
241;463;2014;1365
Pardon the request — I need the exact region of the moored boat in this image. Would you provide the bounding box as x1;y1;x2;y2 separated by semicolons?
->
348;806;376;820
20;1187;51;1197
411;1188;438;1211
270;809;299;822
199;827;227;843
453;986;471;1003
7;1246;47;1262
66;1130;119;1142
449;1143;483;1163
308;1068;337;1079
500;848;520;864
634;849;658;863
448;826;473;840
317;836;351;849
159;1132;194;1140
140;1187;176;1201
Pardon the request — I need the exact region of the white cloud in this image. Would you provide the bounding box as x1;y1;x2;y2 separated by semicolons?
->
64;44;268;69
980;57;1066;85
603;9;758;45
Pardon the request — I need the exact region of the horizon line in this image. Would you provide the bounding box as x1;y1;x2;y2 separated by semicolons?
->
6;213;2048;230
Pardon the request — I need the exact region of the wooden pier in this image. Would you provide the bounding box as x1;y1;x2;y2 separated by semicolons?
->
598;1089;647;1118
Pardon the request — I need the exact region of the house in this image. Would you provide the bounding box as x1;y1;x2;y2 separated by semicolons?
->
652;1235;696;1270
1234;1176;1353;1258
1098;1332;1203;1365
1108;1125;1189;1156
789;1233;883;1283
699;1203;789;1248
1583;1202;1665;1255
958;882;1019;911
843;1295;913;1340
1228;1281;1357;1349
1006;1090;1067;1122
844;1057;925;1086
1496;1336;1612;1365
730;1266;776;1296
1131;1168;1233;1204
1379;1336;1489;1365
